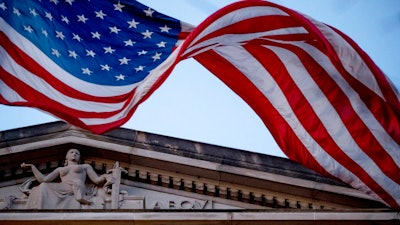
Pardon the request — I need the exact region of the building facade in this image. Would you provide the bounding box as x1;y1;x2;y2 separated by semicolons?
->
0;121;398;224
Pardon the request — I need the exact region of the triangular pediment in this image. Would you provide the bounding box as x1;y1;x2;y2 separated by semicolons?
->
0;121;387;211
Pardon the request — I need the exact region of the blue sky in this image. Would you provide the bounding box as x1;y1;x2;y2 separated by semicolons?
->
1;0;399;158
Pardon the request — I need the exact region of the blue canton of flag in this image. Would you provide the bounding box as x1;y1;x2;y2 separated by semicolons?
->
0;0;192;133
1;0;182;86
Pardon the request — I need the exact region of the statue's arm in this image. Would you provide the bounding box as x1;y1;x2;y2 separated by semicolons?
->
21;163;60;183
85;164;107;185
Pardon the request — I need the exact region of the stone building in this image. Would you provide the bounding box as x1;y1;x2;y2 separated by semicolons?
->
0;121;398;224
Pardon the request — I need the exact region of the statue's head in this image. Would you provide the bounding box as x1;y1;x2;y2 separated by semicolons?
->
64;148;81;165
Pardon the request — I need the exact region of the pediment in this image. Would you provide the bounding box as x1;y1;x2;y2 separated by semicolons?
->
0;121;387;211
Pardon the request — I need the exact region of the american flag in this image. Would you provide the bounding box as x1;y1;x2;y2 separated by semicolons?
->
185;1;400;209
0;0;193;132
1;0;399;209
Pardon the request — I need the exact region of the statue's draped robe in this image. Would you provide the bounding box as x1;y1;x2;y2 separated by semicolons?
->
27;182;80;209
26;182;101;209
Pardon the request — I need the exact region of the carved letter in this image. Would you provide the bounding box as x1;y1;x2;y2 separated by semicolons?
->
169;201;176;209
195;200;212;209
180;200;193;209
153;201;162;209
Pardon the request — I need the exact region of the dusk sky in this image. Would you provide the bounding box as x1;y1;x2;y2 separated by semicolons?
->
1;0;399;158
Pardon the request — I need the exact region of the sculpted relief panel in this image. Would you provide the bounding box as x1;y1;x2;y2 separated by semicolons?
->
20;149;114;209
0;149;241;210
1;149;140;210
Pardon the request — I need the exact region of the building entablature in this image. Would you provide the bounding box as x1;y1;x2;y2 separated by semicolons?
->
0;122;396;224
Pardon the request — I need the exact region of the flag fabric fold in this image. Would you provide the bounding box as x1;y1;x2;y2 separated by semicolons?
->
0;0;194;133
1;0;399;209
184;1;400;209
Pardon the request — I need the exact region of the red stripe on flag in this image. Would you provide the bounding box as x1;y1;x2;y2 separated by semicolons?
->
276;42;400;184
187;0;399;209
330;26;400;115
0;68;129;119
0;32;131;103
325;27;400;144
194;50;332;177
195;44;400;209
189;15;312;48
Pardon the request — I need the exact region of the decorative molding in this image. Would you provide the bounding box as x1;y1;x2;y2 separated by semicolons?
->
0;122;387;210
0;133;373;201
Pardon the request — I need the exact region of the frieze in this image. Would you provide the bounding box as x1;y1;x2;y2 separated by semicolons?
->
152;200;212;210
0;149;349;210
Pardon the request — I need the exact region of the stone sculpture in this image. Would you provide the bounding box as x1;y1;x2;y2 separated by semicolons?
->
20;149;114;209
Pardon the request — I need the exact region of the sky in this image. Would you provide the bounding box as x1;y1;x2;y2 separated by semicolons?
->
0;0;399;158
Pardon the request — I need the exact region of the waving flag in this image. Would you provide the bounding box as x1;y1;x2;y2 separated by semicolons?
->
0;0;194;133
187;1;400;209
1;0;399;209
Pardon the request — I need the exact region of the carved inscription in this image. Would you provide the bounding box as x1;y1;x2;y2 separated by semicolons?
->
152;199;212;209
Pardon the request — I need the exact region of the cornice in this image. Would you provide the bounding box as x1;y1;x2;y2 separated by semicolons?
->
0;122;387;209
